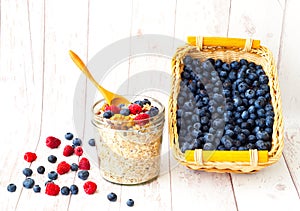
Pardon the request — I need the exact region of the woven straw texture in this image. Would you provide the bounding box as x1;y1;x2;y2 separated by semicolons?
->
169;37;284;173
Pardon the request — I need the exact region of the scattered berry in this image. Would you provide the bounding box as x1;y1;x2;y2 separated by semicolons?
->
65;132;74;140
46;136;61;149
70;163;79;171
74;146;83;156
63;145;74;156
73;138;82;147
24;152;37;163
134;113;150;126
48;171;58;180
126;199;134;207
22;168;33;177
7;184;17;192
78;170;89;180
78;157;90;170
70;184;79;195
128;104;142;115
45;180;53;186
83;181;97;195
88;138;95;146
23;178;35;189
45;183;60;196
60;186;70;195
57;161;71;175
105;105;121;114
37;166;45;174
48;155;57;163
33;185;41;193
107;192;117;202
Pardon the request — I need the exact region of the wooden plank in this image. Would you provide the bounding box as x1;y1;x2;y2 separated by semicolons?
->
14;0;89;210
0;0;44;209
277;0;300;127
175;0;231;39
228;1;300;210
228;0;285;60
119;0;177;210
231;157;300;211
69;0;133;210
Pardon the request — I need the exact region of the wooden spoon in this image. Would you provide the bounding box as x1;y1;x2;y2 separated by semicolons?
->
69;50;130;106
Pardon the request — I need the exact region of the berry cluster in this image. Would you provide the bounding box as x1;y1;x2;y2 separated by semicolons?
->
107;192;134;207
177;56;274;152
100;98;159;128
7;132;97;196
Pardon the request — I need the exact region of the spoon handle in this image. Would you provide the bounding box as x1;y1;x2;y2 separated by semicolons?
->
69;50;107;94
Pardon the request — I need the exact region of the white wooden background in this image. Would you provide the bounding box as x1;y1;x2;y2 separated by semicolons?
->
1;0;300;210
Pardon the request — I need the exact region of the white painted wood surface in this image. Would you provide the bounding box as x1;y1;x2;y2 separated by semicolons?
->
1;0;300;210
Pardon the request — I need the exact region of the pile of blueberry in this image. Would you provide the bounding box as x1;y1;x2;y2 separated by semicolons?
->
176;56;274;152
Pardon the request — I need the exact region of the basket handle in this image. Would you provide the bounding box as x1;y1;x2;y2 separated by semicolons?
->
187;36;260;51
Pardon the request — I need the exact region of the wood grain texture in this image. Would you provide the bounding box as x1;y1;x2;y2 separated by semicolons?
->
1;0;300;210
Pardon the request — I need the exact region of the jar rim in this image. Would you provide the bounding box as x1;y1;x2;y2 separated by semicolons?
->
91;95;165;129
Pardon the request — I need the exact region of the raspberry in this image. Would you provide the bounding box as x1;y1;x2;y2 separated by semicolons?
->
78;157;90;170
105;105;120;114
24;152;37;163
45;183;60;196
63;145;74;156
128;104;142;115
74;146;83;156
46;136;61;149
134;113;150;126
57;161;70;175
83;181;97;195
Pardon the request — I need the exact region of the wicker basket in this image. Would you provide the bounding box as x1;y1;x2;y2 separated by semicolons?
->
169;36;284;173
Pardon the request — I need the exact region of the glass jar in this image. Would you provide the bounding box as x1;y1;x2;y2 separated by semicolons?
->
92;96;165;185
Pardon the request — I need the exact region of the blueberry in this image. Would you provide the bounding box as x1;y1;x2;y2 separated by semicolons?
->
225;129;234;137
126;199;134;207
183;101;194;111
118;103;125;108
233;96;242;107
134;100;143;107
23;178;35;189
257;109;265;117
120;108;130;116
48;171;58;180
71;163;79;171
61;186;70;195
191;129;201;139
73;138;82;146
142;98;151;106
70;185;79;195
33;185;41;193
48;155;57;163
7;184;17;192
240;59;248;65
265;127;273;134
23;168;33;177
256;131;270;141
238;146;247;151
254;96;267;108
107;192;118;202
215;59;223;67
245;89;255;99
37;166;45;174
183;56;193;64
256;118;266;127
148;106;159;117
221;63;230;71
203;142;215;150
200;116;209;125
78;170;89;180
256;140;267;150
45;180;53;186
241;111;249;120
180;142;190;153
88;138;95;146
65;132;74;140
259;75;269;84
265;103;273;111
230;61;240;70
238;82;249;93
103;111;113;119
